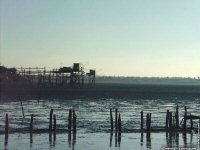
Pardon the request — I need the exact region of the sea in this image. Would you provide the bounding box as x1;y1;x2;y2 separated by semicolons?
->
0;84;200;150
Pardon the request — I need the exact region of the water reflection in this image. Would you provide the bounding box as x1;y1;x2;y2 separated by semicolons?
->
140;132;144;147
30;132;33;147
146;132;151;149
4;134;8;149
109;131;121;147
182;132;187;147
68;132;76;150
49;132;56;147
109;131;113;147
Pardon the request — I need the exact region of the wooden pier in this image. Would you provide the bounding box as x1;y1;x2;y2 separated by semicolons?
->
11;63;96;87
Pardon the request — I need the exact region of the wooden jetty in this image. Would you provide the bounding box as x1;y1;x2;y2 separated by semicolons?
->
2;63;96;87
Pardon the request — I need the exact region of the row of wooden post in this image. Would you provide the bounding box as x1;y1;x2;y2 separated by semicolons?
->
5;108;77;140
166;105;180;130
110;109;121;132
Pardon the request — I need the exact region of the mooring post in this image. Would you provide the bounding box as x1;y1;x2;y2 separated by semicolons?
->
146;113;151;132
5;114;8;138
115;109;118;131
118;113;121;133
110;109;113;131
166;110;169;129
183;106;187;131
141;111;144;131
190;114;193;129
169;112;172;129
175;105;179;128
73;110;76;133
49;109;53;131
30;114;33;133
53;114;56;132
146;113;149;132
149;113;151;132
20;98;25;118
68;109;72;132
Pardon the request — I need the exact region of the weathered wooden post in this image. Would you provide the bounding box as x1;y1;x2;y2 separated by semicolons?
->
169;112;172;129
110;109;113;131
190;114;193;129
30;114;33;133
149;113;151;132
53;114;56;132
118;113;121;133
68;109;72;131
5;114;8;140
115;109;118;131
166;110;169;129
73;110;76;133
141;111;144;131
175;105;179;128
20;98;25;118
183;106;187;131
146;113;151;132
146;113;149;132
49;109;53;131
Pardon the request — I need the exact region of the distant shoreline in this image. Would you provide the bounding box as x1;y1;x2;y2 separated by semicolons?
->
1;83;200;101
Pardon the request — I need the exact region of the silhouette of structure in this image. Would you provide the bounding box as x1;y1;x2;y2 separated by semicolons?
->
0;63;96;87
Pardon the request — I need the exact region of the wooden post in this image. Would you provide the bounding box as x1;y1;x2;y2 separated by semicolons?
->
166;110;169;129
20;98;25;118
53;114;56;132
49;109;53;131
146;113;151;132
118;113;121;133
30;114;33;133
169;112;172;129
141;111;144;131
115;109;118;131
68;109;72;131
73;110;76;133
183;106;187;131
146;113;149;132
110;109;113;131
149;113;151;132
5;114;8;138
190;114;193;129
175;105;179;128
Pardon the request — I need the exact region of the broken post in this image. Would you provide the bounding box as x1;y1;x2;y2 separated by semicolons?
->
175;105;179;128
146;113;151;132
190;114;193;129
118;113;121;133
110;109;113;131
166;110;169;129
68;109;72;132
54;114;56;132
115;109;118;131
183;106;187;131
141;111;144;131
20;98;25;118
49;109;53;131
169;112;172;129
30;114;33;133
5;114;8;139
73;110;76;133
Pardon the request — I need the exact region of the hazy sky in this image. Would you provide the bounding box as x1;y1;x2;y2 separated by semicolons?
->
1;0;200;77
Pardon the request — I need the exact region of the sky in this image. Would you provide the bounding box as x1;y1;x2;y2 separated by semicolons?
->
0;0;200;77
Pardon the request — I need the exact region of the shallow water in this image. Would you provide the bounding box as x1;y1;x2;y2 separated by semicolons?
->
0;95;200;149
0;97;200;133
